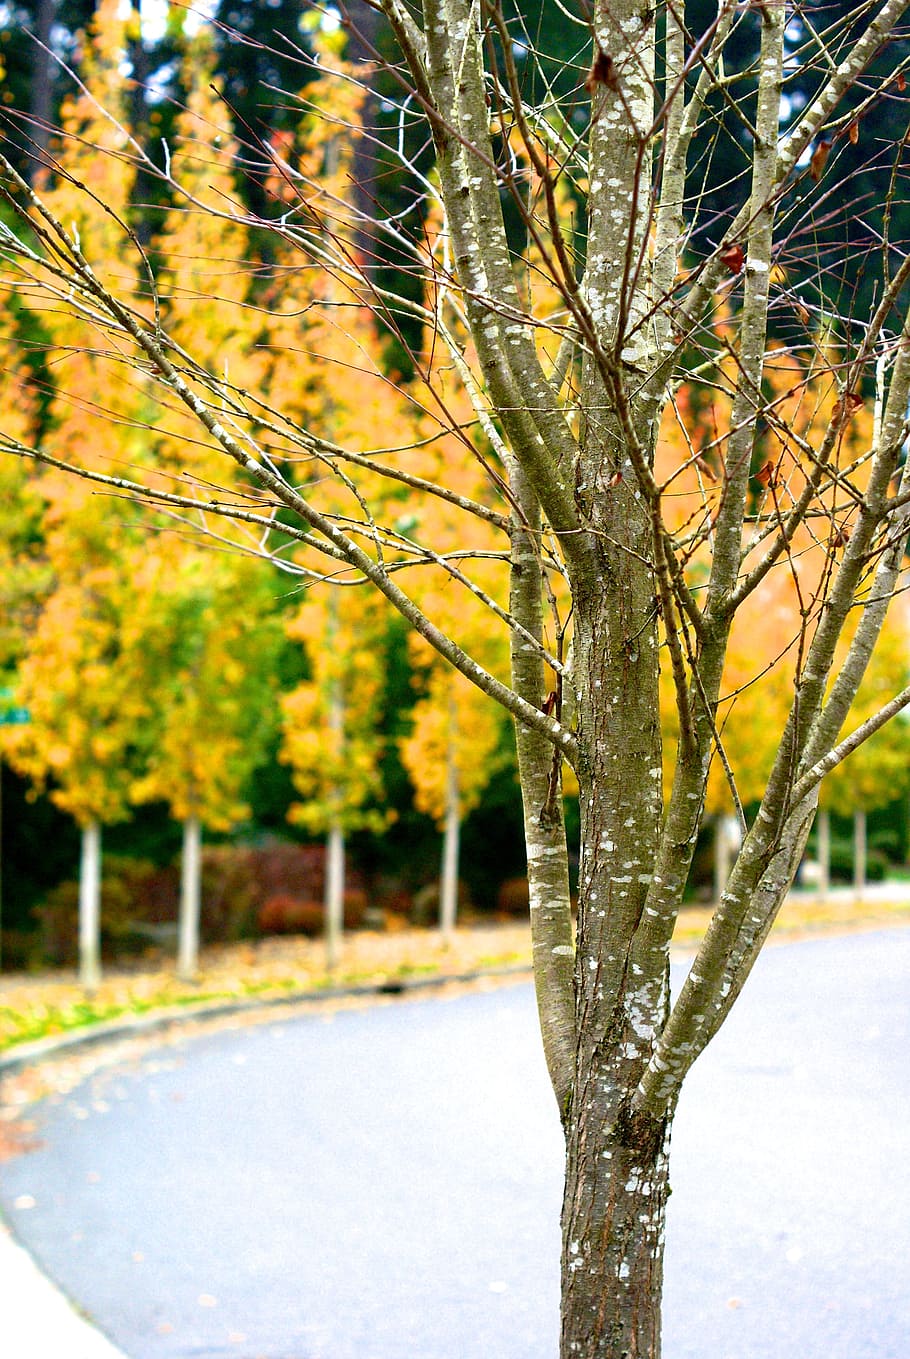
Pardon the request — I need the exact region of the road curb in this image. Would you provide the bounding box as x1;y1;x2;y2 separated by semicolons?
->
0;963;533;1080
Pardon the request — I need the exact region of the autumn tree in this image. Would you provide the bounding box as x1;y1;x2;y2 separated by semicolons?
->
281;583;392;966
817;618;910;894
398;323;513;935
1;0;158;989
4;2;910;1354
125;544;283;977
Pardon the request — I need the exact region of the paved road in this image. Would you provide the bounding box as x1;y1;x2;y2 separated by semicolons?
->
1;929;908;1359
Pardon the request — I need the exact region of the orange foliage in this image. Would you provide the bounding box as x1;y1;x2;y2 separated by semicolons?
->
656;334;905;814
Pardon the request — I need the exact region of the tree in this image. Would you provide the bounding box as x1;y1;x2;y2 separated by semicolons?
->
281;582;392;966
125;544;283;978
817;617;910;895
3;566;150;987
400;659;507;934
398;317;512;934
3;2;910;1353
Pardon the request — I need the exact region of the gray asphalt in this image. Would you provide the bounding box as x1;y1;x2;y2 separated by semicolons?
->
1;929;908;1359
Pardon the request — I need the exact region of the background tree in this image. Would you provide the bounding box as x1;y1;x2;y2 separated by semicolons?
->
398;352;513;936
3;566;150;987
401;661;507;935
3;2;910;1356
1;0;156;988
281;584;392;966
126;545;283;977
818;619;910;896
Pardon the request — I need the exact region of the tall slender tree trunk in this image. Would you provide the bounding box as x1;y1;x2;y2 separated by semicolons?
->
853;807;867;902
79;819;102;990
714;816;732;904
817;808;831;901
439;693;460;942
324;590;346;971
177;814;202;981
26;0;55;175
325;820;345;971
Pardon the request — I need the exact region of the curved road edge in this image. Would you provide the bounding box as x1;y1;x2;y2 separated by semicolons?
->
0;1218;130;1359
0;965;533;1359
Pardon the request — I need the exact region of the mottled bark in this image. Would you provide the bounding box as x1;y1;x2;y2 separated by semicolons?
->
562;1069;670;1358
549;0;674;1341
508;459;575;1114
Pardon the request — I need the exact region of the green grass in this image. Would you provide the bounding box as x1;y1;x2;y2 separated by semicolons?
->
0;959;470;1054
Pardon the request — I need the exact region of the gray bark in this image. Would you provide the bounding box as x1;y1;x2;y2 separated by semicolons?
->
24;0;55;176
507;459;575;1115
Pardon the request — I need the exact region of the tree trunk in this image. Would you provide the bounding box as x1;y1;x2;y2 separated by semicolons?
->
562;1078;671;1357
26;0;55;175
559;554;667;1354
853;808;867;903
325;819;345;970
817;808;830;901
714;816;732;904
78;819;102;991
439;695;460;942
177;814;202;981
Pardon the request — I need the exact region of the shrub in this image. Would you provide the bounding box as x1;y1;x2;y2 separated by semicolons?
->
258;894;324;936
32;855;176;965
343;888;368;930
411;879;472;925
371;876;414;920
258;887;369;937
496;877;530;916
247;839;367;906
199;846;258;942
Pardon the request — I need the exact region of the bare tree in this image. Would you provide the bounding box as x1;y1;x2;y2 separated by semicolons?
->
2;0;910;1352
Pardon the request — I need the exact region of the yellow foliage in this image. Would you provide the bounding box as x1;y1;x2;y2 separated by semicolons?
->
281;587;392;835
400;669;505;827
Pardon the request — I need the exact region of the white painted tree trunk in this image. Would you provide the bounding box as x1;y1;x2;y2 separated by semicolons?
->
817;808;831;902
439;697;460;942
325;820;345;971
854;808;867;903
177;814;202;981
714;817;731;904
78;819;102;990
